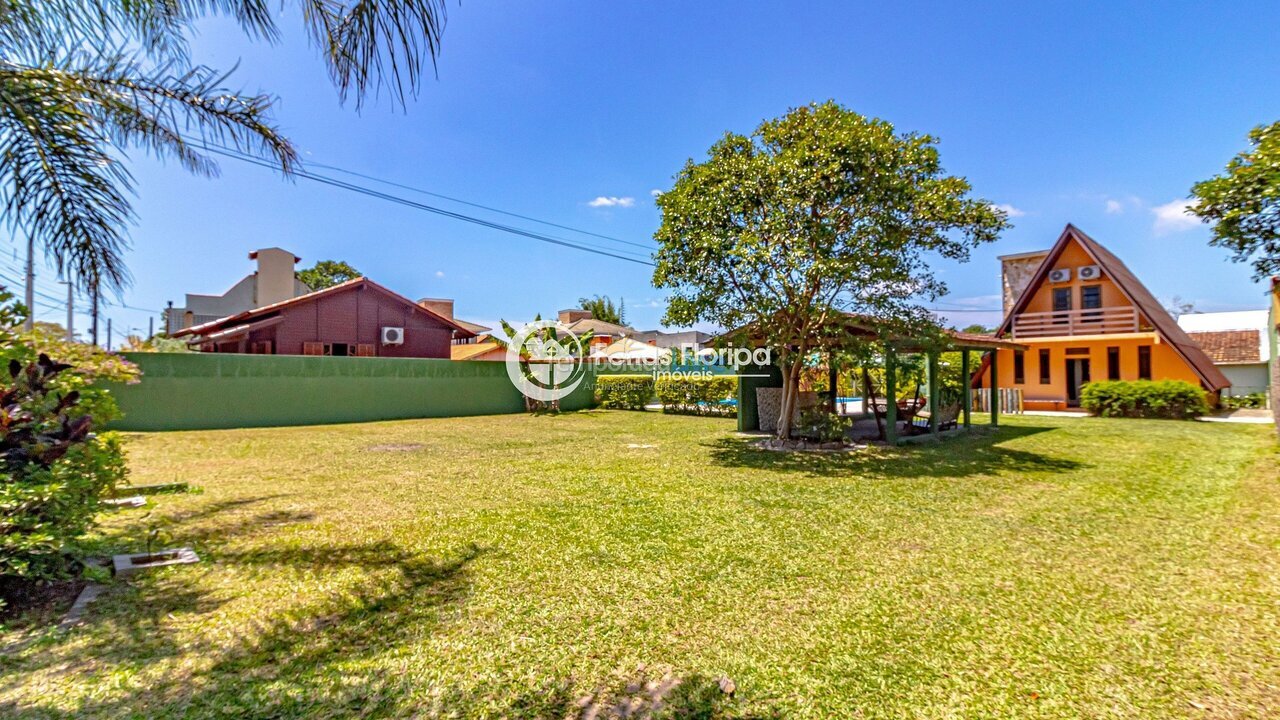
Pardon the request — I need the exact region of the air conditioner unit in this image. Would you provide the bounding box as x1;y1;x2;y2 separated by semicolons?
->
380;326;404;345
1077;264;1102;281
1048;268;1072;283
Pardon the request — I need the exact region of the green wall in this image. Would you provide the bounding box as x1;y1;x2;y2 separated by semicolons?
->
106;353;596;431
736;363;783;432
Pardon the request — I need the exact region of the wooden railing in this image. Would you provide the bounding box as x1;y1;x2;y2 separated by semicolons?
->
1011;306;1139;338
972;387;1023;414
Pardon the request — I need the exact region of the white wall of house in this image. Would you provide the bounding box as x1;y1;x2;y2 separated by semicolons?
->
1220;363;1270;397
165;248;310;333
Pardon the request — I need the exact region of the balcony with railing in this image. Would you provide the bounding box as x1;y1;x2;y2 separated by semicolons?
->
1010;306;1140;338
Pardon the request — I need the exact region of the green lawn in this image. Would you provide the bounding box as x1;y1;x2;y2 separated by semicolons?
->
2;412;1278;718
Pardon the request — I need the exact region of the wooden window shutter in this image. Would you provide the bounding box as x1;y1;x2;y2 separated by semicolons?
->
356;344;375;357
302;342;323;356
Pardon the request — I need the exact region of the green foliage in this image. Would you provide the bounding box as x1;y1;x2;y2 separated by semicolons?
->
578;295;626;325
1079;380;1210;420
0;290;135;580
1222;392;1267;410
120;334;192;353
655;376;736;416
795;407;852;442
1190;121;1280;279
595;376;653;410
959;323;994;335
298;260;361;291
652;101;1006;437
0;0;446;296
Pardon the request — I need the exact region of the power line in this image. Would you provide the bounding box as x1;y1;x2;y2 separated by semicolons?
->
303;159;657;251
186;139;656;268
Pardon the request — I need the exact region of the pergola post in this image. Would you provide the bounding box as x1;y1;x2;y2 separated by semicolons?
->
989;350;1000;427
827;356;838;413
884;348;898;445
927;350;940;437
961;349;971;429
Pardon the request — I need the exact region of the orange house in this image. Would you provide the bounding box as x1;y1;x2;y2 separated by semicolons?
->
975;225;1228;410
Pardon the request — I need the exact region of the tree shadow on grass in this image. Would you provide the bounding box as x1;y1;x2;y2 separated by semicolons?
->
0;542;483;718
706;425;1086;480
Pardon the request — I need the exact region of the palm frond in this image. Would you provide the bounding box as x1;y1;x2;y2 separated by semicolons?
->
0;57;297;294
301;0;446;109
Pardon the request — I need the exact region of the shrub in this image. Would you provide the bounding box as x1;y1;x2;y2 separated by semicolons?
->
655;376;736;416
1079;380;1210;420
596;375;654;410
1222;392;1267;410
795;407;852;442
0;291;137;582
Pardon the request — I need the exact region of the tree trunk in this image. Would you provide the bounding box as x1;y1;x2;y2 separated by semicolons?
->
776;360;802;439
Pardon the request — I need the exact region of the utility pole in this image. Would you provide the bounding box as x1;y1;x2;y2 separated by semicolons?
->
90;283;99;346
23;234;34;331
106;318;112;351
148;316;154;340
62;281;74;342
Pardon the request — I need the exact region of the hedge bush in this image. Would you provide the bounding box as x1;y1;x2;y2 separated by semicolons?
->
655;376;736;416
596;375;654;410
1079;379;1210;420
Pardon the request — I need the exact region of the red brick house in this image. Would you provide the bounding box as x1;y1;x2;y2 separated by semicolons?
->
171;278;475;358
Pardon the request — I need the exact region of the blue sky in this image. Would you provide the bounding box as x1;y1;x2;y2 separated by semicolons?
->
5;1;1279;339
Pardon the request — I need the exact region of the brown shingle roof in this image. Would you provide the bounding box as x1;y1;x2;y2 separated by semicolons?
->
994;224;1230;391
1187;330;1262;364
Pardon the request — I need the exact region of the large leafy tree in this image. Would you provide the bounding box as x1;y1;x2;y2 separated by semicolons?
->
0;0;447;298
578;294;625;325
653;102;1007;438
298;259;361;290
1190;121;1280;279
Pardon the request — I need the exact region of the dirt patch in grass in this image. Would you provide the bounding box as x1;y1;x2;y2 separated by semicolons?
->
367;443;425;452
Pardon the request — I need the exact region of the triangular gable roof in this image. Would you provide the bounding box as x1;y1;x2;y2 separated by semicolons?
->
172;277;476;339
994;224;1229;391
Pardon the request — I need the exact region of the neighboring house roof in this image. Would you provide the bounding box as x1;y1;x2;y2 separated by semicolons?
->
172;277;476;340
567;318;634;337
994;224;1230;391
451;341;504;361
1176;310;1270;363
1187;330;1263;364
455;319;492;335
632;329;715;348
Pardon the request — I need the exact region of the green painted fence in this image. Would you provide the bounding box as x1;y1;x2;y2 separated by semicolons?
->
105;353;595;431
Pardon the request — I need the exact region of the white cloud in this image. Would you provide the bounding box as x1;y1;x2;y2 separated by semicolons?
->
1105;199;1124;214
992;203;1026;218
1151;199;1202;235
435;270;445;278
587;196;636;208
649;189;663;198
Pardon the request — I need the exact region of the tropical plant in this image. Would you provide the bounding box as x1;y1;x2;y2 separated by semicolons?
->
494;317;594;413
298;260;362;290
0;0;448;298
1190;121;1280;279
653;101;1006;438
578;295;626;325
0;288;137;582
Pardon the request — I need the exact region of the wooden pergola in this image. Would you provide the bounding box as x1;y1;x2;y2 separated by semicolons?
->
732;313;1028;443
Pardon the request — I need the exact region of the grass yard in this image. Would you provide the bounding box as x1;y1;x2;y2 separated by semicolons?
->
2;411;1278;718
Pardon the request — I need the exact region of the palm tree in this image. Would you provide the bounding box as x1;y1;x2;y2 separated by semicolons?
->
0;0;448;299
